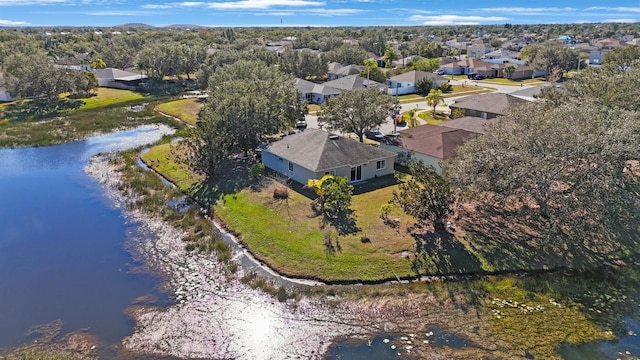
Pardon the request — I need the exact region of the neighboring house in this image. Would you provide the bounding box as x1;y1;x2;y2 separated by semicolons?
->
440;59;494;75
264;41;293;55
588;51;607;67
380;124;479;174
295;78;341;104
93;68;147;90
448;93;529;119
327;63;364;80
0;87;13;102
467;42;488;59
386;70;448;96
55;54;92;71
261;129;396;184
437;116;499;135
509;85;549;101
366;53;386;68
322;74;388;92
0;76;13;102
391;56;417;69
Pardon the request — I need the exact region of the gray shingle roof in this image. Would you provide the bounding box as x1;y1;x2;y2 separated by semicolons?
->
449;93;529;115
437;117;498;135
323;75;387;91
94;68;146;81
388;70;447;83
264;129;395;172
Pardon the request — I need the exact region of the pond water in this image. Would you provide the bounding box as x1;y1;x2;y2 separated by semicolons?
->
1;125;640;359
0;125;174;350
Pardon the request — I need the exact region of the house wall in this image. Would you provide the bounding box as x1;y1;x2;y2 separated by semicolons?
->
262;151;317;185
380;144;443;174
0;89;13;102
386;79;448;96
263;151;395;185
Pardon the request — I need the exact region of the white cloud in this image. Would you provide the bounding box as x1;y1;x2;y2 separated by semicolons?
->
142;4;172;8
306;8;363;16
0;19;29;25
0;0;69;5
86;10;154;16
254;11;294;15
602;18;636;23
586;6;640;13
476;7;575;15
409;14;508;25
207;0;324;10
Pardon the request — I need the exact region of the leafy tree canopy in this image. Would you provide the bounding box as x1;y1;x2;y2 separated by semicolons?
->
318;88;395;142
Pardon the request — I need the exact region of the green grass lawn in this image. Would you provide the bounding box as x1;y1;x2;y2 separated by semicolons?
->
417;111;449;125
141;143;490;282
74;88;146;109
156;98;203;125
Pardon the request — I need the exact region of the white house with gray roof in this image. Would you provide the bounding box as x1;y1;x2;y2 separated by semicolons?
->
261;129;396;184
295;78;341;104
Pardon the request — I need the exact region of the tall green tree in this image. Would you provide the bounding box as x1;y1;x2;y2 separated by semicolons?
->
279;49;326;79
393;161;457;234
191;60;305;177
446;100;640;252
322;44;368;65
521;41;580;77
410;57;440;72
318;88;395;142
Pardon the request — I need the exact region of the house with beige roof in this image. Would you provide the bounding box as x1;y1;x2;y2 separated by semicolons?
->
380;124;479;174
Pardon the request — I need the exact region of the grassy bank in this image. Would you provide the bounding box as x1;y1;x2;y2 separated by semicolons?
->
141;143;495;282
0;89;177;147
155;98;203;125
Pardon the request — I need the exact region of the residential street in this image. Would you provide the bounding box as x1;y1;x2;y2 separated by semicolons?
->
304;79;541;137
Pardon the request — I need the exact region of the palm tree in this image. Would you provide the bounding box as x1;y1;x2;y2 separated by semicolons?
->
383;47;400;68
305;174;335;211
425;89;444;116
504;65;516;79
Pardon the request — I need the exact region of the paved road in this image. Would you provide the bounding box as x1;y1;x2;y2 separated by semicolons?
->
304;79;540;137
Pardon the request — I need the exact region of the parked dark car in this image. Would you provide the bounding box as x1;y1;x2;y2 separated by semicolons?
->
472;74;485;80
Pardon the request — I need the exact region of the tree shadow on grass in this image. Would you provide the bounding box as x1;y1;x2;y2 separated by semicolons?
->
457;202;610;272
322;209;360;236
410;230;484;276
187;159;254;206
1;98;83;122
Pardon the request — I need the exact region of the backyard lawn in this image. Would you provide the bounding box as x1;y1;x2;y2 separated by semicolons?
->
73;88;146;109
156;98;203;125
141;142;488;282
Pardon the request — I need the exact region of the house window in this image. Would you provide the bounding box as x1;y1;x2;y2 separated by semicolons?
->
376;160;386;170
288;162;294;171
350;165;362;182
324;170;336;176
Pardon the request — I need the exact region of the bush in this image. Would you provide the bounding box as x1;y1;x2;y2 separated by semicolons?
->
438;82;453;93
249;162;265;178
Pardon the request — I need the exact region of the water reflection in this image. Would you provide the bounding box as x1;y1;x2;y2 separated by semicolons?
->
0;125;174;350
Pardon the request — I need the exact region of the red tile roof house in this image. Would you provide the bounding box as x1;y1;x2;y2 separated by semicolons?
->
379;124;479;175
448;93;530;119
262;129;396;184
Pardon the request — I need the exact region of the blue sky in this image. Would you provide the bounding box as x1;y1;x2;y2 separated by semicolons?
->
0;0;639;27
